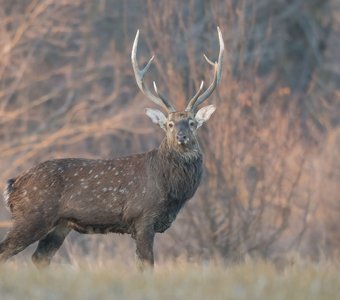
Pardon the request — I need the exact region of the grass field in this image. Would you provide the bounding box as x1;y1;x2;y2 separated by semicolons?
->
0;259;339;300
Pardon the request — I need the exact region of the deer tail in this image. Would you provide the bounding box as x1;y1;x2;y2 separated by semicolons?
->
3;178;16;211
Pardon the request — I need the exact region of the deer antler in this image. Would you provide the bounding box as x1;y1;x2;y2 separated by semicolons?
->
131;30;176;113
185;27;224;112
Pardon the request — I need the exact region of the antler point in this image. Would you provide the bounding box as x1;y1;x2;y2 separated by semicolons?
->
153;81;158;93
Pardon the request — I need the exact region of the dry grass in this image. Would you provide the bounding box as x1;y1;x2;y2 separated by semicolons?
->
0;259;339;300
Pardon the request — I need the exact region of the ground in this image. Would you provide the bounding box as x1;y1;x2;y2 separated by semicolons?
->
0;259;338;300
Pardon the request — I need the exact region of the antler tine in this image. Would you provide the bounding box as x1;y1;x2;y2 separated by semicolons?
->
185;27;224;112
131;30;176;113
152;81;173;110
203;54;215;66
185;81;204;112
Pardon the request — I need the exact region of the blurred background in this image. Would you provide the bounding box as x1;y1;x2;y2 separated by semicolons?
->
0;0;339;265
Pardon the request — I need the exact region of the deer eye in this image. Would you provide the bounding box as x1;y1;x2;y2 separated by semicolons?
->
168;122;174;128
189;120;195;127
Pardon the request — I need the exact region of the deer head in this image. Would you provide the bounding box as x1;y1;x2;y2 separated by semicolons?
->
131;27;224;150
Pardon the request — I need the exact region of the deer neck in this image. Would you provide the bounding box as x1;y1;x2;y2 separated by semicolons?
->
152;137;203;203
156;136;203;183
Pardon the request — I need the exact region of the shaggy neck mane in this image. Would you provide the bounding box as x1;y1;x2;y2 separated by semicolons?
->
155;137;203;199
158;137;202;163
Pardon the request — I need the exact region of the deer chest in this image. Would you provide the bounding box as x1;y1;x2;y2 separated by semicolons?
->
153;166;202;233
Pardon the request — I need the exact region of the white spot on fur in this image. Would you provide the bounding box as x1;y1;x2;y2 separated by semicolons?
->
94;175;98;178
74;173;78;176
33;186;37;191
89;170;93;174
103;188;107;192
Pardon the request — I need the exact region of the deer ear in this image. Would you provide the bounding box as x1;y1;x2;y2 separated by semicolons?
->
195;105;216;128
145;108;167;129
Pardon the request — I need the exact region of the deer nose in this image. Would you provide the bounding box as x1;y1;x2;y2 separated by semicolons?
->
176;133;187;143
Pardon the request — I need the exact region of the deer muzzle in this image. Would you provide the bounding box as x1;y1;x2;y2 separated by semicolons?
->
176;133;188;145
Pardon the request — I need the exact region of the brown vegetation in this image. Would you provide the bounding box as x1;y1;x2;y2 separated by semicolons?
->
0;0;339;265
0;259;339;300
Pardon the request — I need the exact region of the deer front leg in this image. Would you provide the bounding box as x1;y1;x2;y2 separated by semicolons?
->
134;226;155;269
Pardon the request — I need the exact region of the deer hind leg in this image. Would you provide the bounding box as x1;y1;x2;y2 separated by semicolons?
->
32;221;70;268
0;218;55;262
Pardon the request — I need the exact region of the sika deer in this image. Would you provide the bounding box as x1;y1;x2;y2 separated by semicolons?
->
1;27;224;268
